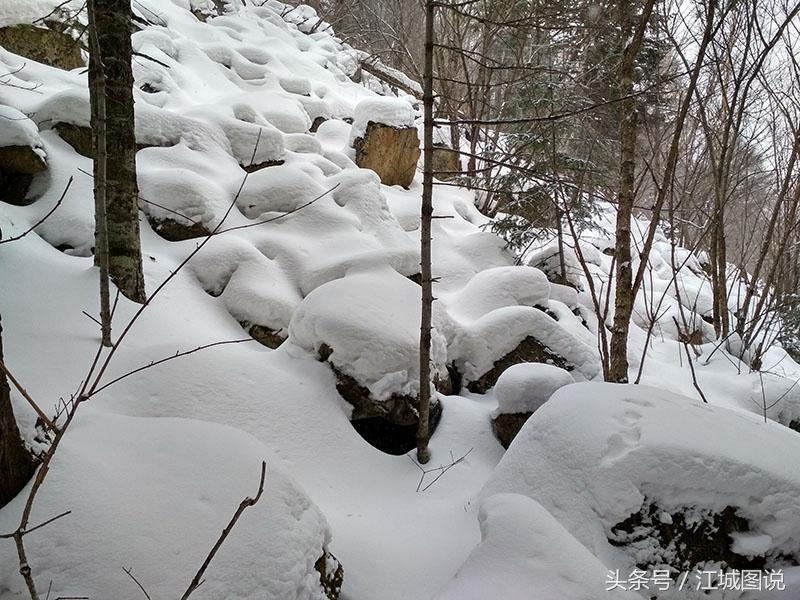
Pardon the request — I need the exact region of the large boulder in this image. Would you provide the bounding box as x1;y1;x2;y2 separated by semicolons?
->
441;266;600;393
0;106;47;205
350;98;419;188
0;24;83;71
491;363;574;448
288;267;449;454
483;382;800;596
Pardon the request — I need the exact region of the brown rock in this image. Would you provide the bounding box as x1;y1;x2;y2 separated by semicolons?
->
0;24;83;70
247;324;285;349
466;335;573;394
53;122;93;158
492;411;532;449
431;144;459;180
353;122;420;188
144;215;211;242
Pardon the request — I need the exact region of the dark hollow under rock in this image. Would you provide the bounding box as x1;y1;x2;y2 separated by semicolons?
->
319;343;443;455
466;335;572;394
0;145;47;206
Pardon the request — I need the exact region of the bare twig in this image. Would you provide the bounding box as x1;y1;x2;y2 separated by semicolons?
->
0;178;73;246
180;461;267;600
122;567;151;600
408;448;473;492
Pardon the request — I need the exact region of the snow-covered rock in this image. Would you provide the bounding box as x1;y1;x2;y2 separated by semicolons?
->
434;493;642;600
0;413;339;600
483;382;800;596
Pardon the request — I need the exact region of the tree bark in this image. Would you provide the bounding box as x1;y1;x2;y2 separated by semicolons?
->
88;0;113;346
89;0;146;304
416;0;435;465
0;313;35;509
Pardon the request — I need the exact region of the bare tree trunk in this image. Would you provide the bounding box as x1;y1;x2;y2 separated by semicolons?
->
416;0;435;465
608;0;648;383
88;0;112;347
0;313;35;509
90;0;146;304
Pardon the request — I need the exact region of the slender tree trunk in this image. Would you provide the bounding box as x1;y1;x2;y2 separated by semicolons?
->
90;0;146;304
0;313;35;509
88;0;112;347
416;0;435;465
608;0;640;383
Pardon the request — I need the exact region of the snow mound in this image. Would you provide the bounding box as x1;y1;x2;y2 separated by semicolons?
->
443;265;551;322
434;493;642;600
288;267;448;400
483;382;800;583
0;413;334;600
494;362;575;415
0;104;44;156
238;163;325;218
220;253;301;335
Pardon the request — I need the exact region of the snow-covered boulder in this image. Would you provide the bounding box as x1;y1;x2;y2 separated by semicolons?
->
0;413;342;600
350;97;419;188
288;267;449;452
527;244;584;290
443;267;600;392
483;382;800;596
0;105;47;205
434;494;641;600
491;363;574;448
221;254;302;348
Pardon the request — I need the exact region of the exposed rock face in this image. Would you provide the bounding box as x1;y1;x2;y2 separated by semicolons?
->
0;25;83;71
352;122;420;188
0;146;47;206
320;343;442;455
247;324;285;349
431;144;459;180
466;336;573;394
609;500;770;573
315;550;344;600
492;412;531;449
53;122;93;158
145;214;212;242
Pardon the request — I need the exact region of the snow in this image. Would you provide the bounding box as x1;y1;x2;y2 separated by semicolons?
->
3;0;800;598
0;105;44;154
434;493;642;600
349;96;417;142
482;382;800;590
0;412;333;600
493;362;575;415
288;266;449;400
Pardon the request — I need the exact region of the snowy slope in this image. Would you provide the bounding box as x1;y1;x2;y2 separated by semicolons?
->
2;1;800;599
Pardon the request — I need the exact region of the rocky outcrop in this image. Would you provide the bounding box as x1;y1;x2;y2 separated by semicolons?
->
609;500;768;573
320;343;442;455
431;144;459;180
247;324;285;349
352;122;420;188
492;412;531;449
466;336;572;394
53;122;92;158
0;24;83;71
144;214;212;242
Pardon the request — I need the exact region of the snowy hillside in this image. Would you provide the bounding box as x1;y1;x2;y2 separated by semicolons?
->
1;1;800;599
